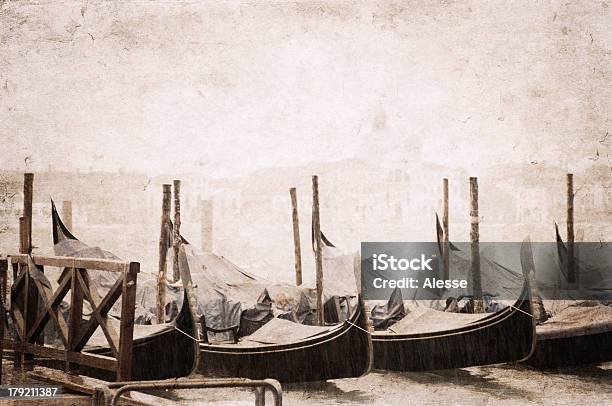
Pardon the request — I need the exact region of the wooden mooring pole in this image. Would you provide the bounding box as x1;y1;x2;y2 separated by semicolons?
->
312;176;324;326
290;188;303;286
23;173;33;253
61;200;73;232
566;173;576;284
117;262;139;381
21;173;38;366
442;178;450;280
172;180;181;283
157;184;172;324
201;199;213;253
14;217;26;367
470;177;483;313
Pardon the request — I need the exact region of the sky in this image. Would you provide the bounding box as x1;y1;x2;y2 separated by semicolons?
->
0;1;610;177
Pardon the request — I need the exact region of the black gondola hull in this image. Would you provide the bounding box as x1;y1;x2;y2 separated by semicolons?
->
523;227;612;368
526;329;612;368
372;288;535;371
88;293;197;381
197;298;372;383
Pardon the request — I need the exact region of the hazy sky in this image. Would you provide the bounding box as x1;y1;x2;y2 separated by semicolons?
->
1;1;610;177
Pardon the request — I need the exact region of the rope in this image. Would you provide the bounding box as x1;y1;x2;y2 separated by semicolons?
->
509;304;534;319
344;318;371;335
174;325;200;342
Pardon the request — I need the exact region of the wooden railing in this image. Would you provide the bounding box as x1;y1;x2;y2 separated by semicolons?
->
2;253;139;381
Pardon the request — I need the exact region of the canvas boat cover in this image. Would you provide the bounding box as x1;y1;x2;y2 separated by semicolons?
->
370;216;525;332
529;227;612;336
554;224;611;295
377;306;490;335
536;301;612;339
432;216;523;301
178;242;359;344
370;287;406;330
52;201;188;323
237;318;336;346
53;236;179;323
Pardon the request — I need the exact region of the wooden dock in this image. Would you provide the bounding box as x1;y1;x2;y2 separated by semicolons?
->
0;362;170;405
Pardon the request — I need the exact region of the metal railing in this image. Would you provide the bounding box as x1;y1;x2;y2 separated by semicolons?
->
106;378;283;406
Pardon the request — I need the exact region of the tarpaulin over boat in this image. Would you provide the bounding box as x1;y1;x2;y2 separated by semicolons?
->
51;200;182;322
370;287;405;330
382;306;490;335
369;216;525;331
553;224;612;296
33;244;174;350
51;199;181;322
53;240;175;324
433;216;523;302
536;301;612;339
241;318;334;345
521;226;612;368
178;241;359;344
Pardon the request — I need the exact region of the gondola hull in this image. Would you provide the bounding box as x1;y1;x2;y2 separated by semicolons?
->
372;286;536;371
90;298;197;381
197;298;372;383
527;329;612;368
523;227;612;368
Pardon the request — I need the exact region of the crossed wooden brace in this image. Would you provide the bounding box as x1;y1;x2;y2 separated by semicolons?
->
11;260;124;358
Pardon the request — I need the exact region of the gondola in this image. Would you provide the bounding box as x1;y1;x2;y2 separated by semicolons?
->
524;226;612;368
370;217;536;371
50;201;197;380
177;237;373;383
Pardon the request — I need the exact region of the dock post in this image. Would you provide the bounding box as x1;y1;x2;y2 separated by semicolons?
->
442;178;450;280
470;177;483;313
14;217;26;367
117;262;139;381
290;188;303;286
172;180;181;283
157;184;172;324
61;200;73;232
312;176;324;326
23;173;33;253
566;173;576;284
22;173;39;366
67;267;84;374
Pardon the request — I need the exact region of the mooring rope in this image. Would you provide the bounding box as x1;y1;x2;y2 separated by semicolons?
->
344;318;371;335
174;325;201;342
509;304;534;319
